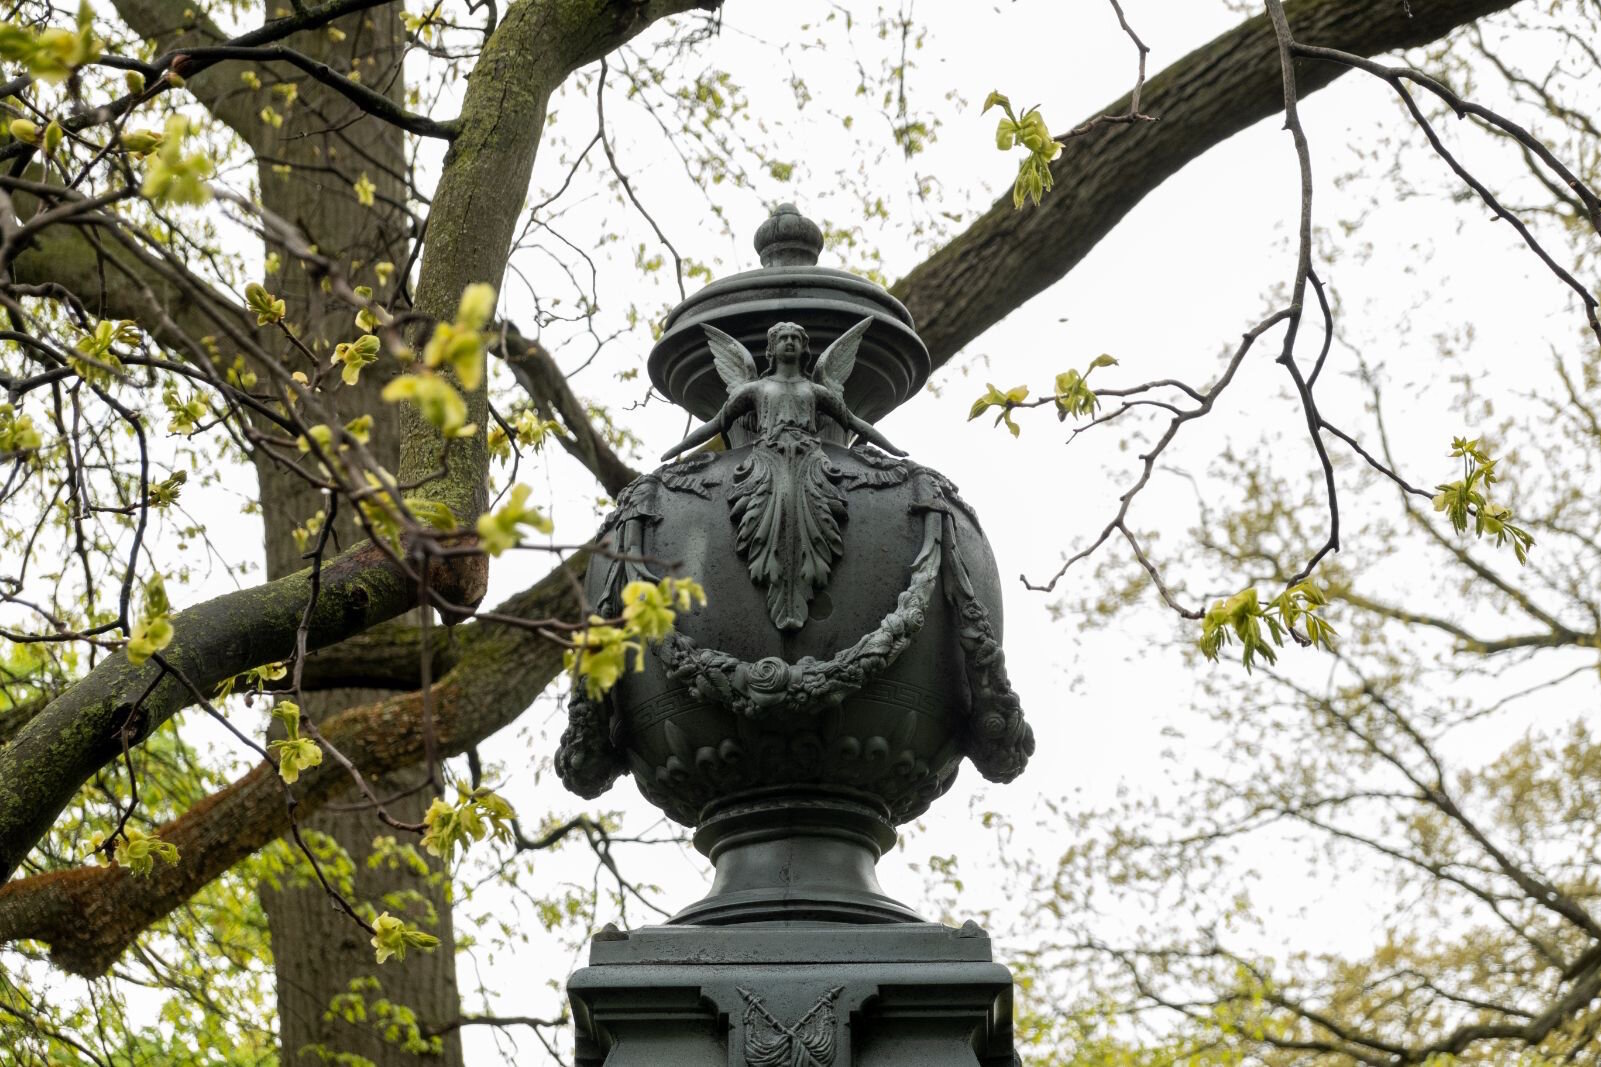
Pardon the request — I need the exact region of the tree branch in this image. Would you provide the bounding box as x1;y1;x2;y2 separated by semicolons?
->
171;44;458;140
284;618;462;692
890;0;1520;370
0;556;583;974
500;325;640;497
395;0;719;524
0;538;486;881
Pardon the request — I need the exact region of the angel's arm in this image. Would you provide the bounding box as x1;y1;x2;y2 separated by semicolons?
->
660;386;755;461
817;387;907;457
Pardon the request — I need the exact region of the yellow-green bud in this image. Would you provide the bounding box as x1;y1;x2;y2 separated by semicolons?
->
120;128;164;155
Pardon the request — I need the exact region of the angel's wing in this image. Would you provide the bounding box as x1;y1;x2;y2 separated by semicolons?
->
811;317;873;395
702;324;759;389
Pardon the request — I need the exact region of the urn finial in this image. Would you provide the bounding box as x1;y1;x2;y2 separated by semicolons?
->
567;194;1026;1065
753;202;824;267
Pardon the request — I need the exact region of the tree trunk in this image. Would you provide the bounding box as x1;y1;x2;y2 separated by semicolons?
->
245;5;464;1063
263;727;462;1066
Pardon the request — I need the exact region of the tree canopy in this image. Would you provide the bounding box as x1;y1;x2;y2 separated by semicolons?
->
0;0;1595;1064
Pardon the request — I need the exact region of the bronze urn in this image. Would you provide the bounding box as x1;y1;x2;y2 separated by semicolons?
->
555;204;1033;927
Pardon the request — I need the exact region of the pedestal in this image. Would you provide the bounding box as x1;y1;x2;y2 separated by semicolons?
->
569;922;1015;1066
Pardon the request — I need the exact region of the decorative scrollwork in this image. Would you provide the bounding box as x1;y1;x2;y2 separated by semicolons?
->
934;505;1035;782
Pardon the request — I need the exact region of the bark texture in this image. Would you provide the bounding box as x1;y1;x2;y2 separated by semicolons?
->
263;700;464;1067
215;0;465;1057
287;621;462;692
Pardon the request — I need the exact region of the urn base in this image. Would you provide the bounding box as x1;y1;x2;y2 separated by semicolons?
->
672;787;921;926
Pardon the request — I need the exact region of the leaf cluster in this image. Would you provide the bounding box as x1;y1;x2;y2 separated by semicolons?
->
565;576;706;699
984;90;1064;208
1432;436;1534;563
1198;581;1334;672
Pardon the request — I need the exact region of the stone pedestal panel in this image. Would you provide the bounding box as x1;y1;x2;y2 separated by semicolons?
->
570;924;1015;1067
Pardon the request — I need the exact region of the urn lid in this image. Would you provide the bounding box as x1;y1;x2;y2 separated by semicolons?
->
647;204;930;426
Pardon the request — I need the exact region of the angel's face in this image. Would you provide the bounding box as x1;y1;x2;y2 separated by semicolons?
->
769;326;807;367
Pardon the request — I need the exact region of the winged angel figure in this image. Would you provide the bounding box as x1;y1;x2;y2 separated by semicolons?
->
661;318;906;631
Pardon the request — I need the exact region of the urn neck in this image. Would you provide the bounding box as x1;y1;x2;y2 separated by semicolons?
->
670;787;922;926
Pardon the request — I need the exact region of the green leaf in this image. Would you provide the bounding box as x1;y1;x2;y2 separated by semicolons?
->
332;333;382;385
968;383;1029;436
127;577;174;666
0;403;43;454
420;785;518;863
1201;582;1336;671
620;576;707;641
1434;435;1533;564
474;484;553;555
149;470;187;508
564;620;644;699
267;736;322;784
370;912;439;964
110;827;179;876
382;373;474;438
140;116;212;206
985;94;1063;210
407;498;457;532
245;283;286;326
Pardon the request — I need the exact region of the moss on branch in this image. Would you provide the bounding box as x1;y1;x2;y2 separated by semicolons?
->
398;0;718;523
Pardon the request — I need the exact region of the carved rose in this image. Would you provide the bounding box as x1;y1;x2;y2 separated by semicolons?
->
735;656;799;711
